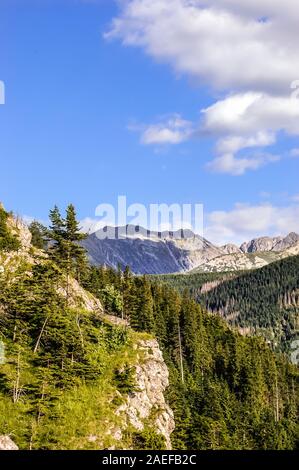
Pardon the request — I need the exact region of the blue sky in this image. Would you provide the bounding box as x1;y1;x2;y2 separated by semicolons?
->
1;0;299;244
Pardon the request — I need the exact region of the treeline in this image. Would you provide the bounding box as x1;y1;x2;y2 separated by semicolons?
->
84;265;299;449
201;256;299;352
1;204;298;449
0;205;163;449
0;260;152;449
155;257;299;354
154;271;238;297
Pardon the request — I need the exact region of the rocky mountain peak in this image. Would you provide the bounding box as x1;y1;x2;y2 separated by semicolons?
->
221;243;241;255
240;232;299;254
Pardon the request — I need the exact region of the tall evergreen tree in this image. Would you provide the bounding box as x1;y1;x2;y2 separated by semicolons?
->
48;204;88;283
48;205;65;265
65;204;88;282
29;221;47;250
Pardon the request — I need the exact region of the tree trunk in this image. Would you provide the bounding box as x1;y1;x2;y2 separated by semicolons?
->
33;316;49;354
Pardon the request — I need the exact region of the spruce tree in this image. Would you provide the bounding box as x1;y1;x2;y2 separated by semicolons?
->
48;205;65;265
29;221;47;250
48;204;88;283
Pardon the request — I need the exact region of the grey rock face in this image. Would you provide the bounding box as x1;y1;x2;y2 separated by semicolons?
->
82;225;299;275
221;244;241;255
82;225;222;274
272;232;299;251
7;215;32;249
116;339;175;449
240;232;299;253
0;436;18;450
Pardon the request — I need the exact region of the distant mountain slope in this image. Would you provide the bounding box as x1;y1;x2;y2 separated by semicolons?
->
82;225;299;274
2;206;298;450
156;255;299;355
190;242;299;273
202;255;299;353
82;225;222;274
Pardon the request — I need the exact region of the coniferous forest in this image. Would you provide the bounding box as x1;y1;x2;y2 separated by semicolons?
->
157;258;299;354
0;205;298;450
2;0;299;459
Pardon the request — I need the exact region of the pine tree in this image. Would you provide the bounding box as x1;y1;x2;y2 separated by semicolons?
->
28;221;47;250
48;205;65;265
48;204;88;284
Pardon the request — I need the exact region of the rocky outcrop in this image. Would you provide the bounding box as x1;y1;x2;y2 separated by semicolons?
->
273;232;299;252
240;232;299;253
221;244;241;255
0;210;104;315
0;214;34;277
192;252;273;273
115;339;175;449
0;436;18;450
7;215;32;250
57;276;103;314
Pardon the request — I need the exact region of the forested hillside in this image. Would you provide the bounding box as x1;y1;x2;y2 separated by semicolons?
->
156;257;299;355
0;205;298;450
154;271;240;297
202;256;299;353
85;265;299;449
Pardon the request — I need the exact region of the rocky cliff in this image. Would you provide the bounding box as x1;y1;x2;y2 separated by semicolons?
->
0;210;175;450
82;224;299;275
82;225;223;274
240;232;299;253
114;338;175;449
0;436;18;450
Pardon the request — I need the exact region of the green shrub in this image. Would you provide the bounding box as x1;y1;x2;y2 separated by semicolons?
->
0;207;21;252
132;428;166;450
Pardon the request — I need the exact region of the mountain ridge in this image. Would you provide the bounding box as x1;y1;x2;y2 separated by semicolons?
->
82;224;299;274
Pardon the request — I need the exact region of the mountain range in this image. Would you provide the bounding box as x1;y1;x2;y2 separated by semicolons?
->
1;206;297;450
82;225;299;274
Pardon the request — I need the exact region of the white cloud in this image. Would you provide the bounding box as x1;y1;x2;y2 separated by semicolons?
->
290;148;299;158
22;215;48;227
136;114;193;145
107;0;299;174
202;93;299;137
206;152;280;176
106;0;299;93
205;201;299;245
79;217;115;234
200;92;299;174
215;131;276;155
80;195;299;245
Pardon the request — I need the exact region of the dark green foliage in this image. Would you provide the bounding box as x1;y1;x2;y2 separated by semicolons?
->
100;284;123;315
28;221;48;250
113;365;136;394
85;265;299;450
132;428;166;450
48;204;88;282
1;206;298;450
154;271;239;298
201;256;299;352
0;259;133;449
0;206;21;252
156;258;299;354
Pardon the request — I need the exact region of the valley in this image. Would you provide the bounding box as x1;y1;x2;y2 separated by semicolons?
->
0;204;298;450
